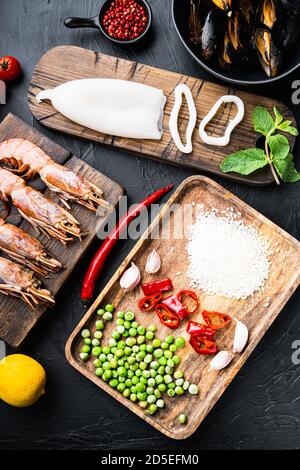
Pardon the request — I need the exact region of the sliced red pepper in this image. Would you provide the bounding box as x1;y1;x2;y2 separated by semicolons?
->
155;303;180;330
138;293;162;312
186;320;216;340
141;278;173;296
161;295;188;320
177;290;199;314
189;335;218;355
202;310;231;330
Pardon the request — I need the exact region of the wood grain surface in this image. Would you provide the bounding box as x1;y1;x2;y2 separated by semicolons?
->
0;113;124;349
28;45;297;186
66;175;300;439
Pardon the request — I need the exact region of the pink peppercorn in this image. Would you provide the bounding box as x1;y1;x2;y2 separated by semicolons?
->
102;0;148;41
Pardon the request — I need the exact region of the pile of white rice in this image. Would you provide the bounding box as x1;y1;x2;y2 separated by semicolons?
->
187;209;270;299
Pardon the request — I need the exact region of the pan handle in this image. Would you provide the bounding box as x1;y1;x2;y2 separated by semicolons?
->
64;16;100;29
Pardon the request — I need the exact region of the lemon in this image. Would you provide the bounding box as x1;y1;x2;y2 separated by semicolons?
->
0;354;46;407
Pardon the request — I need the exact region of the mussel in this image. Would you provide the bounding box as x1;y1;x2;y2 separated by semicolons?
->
211;0;232;16
189;0;202;45
218;10;250;68
254;27;282;77
219;31;234;67
259;0;277;29
201;8;224;60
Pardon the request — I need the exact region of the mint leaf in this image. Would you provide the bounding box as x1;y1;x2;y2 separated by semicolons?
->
273;106;283;126
273;153;300;183
252;106;275;136
220;148;268;175
277;120;298;136
268;134;290;160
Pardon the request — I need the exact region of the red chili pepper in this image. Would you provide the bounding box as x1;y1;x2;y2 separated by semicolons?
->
81;184;173;303
202;310;231;330
189;335;218;355
186;320;216;340
155;303;180;330
177;290;199;314
141;278;173;296
161;295;188;320
138;293;162;312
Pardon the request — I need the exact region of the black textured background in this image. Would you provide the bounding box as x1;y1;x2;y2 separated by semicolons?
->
1;0;300;451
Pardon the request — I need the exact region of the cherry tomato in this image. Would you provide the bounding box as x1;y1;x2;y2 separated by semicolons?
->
0;56;21;82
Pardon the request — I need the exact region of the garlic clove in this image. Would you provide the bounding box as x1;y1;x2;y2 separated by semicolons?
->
120;262;141;291
145;249;161;274
233;318;249;353
210;351;233;371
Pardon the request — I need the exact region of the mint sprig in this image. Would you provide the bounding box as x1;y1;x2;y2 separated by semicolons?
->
220;106;299;185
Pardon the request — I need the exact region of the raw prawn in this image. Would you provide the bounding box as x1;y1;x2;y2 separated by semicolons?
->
0;218;61;275
0;256;55;308
0;168;81;243
0;138;109;211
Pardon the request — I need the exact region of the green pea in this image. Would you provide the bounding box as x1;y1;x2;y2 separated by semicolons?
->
116;318;124;326
135;369;142;377
146;404;158;415
108;339;117;348
117;311;125;319
168;382;175;389
165;366;173;375
164;350;173;359
153;348;163;358
81;329;90;338
97;309;105;316
156;399;165;408
103;312;113;321
105;304;115;313
169;344;177;352
128;328;136;337
178;414;187;424
158;366;165;375
158;356;167;366
95;367;103;376
124;321;131;329
164;374;172;384
81;345;90;353
167;359;174;368
137;325;145;335
147;324;157;332
112;331;120;340
130;393;137;402
123;330;129;337
140;344;147;351
137;335;145;344
103;370;112;380
102;346;111;355
130;385;137;394
183;380;190;391
131;345;139;354
146;331;154;340
125;311;135;321
175;386;184;395
146;344;154;353
148;377;156;387
117;366;127;377
154;389;162;398
95;320;105;330
140;376;147;384
109;379;118;388
102;361;111;370
172;355;180;365
139;400;148;409
144;354;153;364
152;339;161;348
109;359;118;369
99;353;107;362
146;386;154;395
167;388;175;397
80;352;89;361
137;392;147;401
189;384;198;395
93;358;101;367
117;325;125;335
136;382;146;393
92;346;102;356
126;337;136;347
124;346;131;356
94;331;103;340
161;342;168;350
158;383;167;392
127;370;134;379
139;362;147;371
114;372;120;379
84;338;92;345
132;376;139;385
175;337;185;348
142;370;151;379
150;360;159;370
127;356;135;365
107;353;113;361
115;349;124;359
165;335;174;344
123;388;130;398
150;369;157;378
117;382;126;392
175;378;184;387
131;321;139;329
155;375;163;385
147;394;157;404
174;370;183;379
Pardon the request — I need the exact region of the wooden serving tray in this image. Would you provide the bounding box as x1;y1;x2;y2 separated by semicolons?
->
0;113;123;349
66;175;300;439
28;45;297;186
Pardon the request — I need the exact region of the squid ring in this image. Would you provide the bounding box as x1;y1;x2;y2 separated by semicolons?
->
169;84;197;154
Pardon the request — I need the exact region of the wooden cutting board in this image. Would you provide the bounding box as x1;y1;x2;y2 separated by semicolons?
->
28;45;297;186
0;113;123;349
66;175;300;439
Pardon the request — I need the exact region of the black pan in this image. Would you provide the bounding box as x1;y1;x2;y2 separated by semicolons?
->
172;0;300;86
